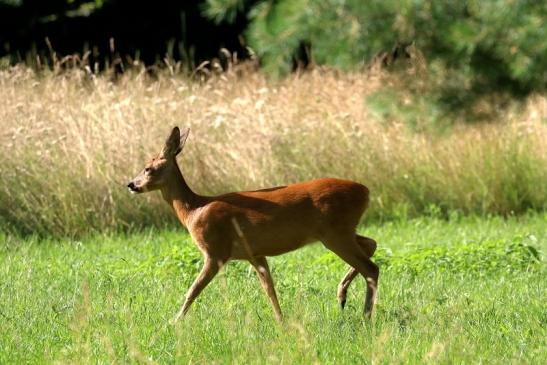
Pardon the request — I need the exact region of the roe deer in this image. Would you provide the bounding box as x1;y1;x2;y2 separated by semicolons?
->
127;127;379;322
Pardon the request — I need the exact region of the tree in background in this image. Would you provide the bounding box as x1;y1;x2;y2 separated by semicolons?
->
206;0;547;104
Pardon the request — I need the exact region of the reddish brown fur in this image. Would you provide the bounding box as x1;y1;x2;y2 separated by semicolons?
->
192;178;369;259
128;127;379;322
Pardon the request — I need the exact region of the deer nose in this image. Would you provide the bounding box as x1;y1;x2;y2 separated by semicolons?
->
127;181;138;193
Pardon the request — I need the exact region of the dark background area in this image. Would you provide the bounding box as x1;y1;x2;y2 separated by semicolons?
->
0;0;254;67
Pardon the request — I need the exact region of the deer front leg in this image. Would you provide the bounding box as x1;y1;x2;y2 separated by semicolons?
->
251;256;283;322
172;256;221;323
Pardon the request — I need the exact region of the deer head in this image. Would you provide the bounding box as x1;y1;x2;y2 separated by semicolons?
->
127;126;190;194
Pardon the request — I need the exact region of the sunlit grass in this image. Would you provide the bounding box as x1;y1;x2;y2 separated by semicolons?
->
1;215;545;363
0;67;545;236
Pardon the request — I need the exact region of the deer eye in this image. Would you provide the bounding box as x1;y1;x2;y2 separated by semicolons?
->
144;167;152;173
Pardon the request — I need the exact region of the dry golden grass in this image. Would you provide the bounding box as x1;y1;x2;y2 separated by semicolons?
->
0;65;545;236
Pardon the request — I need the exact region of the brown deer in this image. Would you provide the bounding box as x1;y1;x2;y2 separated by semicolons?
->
127;127;379;322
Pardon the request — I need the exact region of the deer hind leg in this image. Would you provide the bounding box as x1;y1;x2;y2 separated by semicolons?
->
357;235;377;258
325;234;379;318
251;256;283;322
337;235;377;309
337;268;358;309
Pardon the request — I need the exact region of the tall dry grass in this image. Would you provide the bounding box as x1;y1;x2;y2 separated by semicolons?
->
0;65;545;236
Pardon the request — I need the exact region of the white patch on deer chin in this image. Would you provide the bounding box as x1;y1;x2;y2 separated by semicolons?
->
128;187;138;194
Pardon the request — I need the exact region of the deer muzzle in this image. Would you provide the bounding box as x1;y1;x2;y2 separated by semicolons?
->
127;181;141;194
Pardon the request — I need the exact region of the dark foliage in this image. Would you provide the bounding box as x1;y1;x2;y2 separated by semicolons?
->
0;0;255;68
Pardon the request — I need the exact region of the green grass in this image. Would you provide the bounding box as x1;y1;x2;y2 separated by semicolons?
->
1;215;546;364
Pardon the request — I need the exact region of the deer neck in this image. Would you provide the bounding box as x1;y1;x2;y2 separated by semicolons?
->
161;162;204;227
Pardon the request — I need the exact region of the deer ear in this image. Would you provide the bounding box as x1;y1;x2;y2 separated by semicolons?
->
175;127;190;156
161;126;181;157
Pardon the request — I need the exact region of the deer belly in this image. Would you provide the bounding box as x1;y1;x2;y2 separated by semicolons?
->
231;229;315;258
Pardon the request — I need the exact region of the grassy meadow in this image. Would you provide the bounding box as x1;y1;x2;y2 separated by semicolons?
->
1;215;545;364
0;66;546;364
